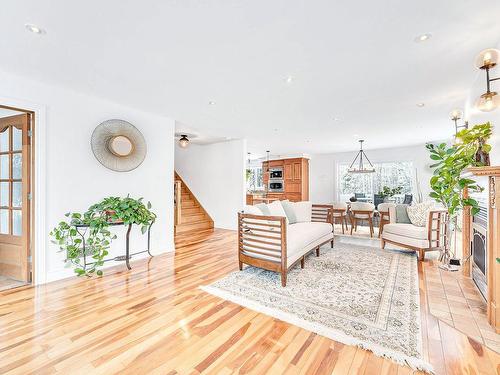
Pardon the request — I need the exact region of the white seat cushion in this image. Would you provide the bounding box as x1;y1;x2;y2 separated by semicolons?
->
383;223;428;239
382;223;430;249
286;222;333;260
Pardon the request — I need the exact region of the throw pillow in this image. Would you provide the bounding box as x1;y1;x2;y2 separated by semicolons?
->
242;205;262;216
294;201;312;222
395;204;411;224
255;203;271;216
267;200;289;223
280;200;298;224
407;201;434;227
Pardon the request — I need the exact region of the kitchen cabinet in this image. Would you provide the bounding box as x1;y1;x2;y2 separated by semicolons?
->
263;157;309;202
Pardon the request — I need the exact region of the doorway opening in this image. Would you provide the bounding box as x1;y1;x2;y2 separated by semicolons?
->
0;105;34;292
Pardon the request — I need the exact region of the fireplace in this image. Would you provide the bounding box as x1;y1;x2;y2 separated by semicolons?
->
461;166;500;333
471;190;488;299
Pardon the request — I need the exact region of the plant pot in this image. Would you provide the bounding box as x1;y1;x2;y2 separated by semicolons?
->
475;147;490;166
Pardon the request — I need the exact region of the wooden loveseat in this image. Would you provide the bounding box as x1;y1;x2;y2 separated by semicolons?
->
238;204;334;286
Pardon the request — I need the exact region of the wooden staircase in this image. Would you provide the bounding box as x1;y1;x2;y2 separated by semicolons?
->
174;172;214;236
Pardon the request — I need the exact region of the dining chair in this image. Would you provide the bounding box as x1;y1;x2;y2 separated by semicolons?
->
373;194;384;210
331;202;348;234
403;194;413;205
350;202;376;237
376;202;395;238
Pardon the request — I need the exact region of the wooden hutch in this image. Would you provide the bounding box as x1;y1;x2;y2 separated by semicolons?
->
462;166;500;333
262;157;309;202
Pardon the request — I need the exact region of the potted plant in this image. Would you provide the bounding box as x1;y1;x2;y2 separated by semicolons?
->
456;122;493;166
378;186;403;202
50;195;156;277
426;139;483;270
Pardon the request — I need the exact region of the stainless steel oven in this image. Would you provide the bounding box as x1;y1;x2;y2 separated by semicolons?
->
268;180;284;192
269;167;283;180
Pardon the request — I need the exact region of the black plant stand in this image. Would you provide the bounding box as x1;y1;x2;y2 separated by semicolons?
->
75;221;153;271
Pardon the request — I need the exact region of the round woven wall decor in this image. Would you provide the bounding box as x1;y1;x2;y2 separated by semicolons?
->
91;119;147;172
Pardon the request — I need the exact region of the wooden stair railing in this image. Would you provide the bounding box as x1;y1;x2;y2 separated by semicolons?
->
174;180;182;226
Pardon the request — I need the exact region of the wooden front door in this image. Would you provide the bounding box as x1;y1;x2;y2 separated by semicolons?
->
0;114;31;282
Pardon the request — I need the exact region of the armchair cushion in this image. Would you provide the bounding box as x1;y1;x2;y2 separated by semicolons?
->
383;223;428;240
382;223;429;249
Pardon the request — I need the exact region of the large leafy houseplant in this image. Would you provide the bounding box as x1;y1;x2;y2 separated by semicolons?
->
426;123;494;267
50;196;156;277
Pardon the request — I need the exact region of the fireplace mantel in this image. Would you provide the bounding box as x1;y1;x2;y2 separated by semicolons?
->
462;165;500;333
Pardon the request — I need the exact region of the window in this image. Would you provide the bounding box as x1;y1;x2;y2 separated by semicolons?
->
337;161;413;201
246;166;264;191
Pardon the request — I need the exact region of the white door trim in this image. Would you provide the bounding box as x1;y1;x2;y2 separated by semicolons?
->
0;96;47;285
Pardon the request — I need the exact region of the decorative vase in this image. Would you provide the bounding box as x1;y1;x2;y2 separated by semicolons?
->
475;141;490;166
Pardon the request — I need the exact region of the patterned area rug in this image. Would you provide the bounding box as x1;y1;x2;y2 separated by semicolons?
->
201;243;433;373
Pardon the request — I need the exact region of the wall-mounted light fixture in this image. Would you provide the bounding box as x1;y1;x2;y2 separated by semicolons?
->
178;134;189;148
475;48;500;112
449;109;468;136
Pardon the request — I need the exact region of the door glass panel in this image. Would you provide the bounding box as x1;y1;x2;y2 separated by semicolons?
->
12;182;21;208
0;155;9;179
0;209;8;234
12;127;22;151
0;127;9;152
0;182;9;207
12;154;22;179
12;210;21;236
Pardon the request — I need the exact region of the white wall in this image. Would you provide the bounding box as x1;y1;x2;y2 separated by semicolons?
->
175;139;246;230
309;143;435;204
0;70;175;284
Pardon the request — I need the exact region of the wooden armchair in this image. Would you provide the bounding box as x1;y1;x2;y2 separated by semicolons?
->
381;208;448;260
238;204;334;286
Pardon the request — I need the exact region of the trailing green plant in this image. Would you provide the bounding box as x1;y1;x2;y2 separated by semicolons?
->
50;196;156;277
377;185;403;199
456;122;493;154
456;122;493;166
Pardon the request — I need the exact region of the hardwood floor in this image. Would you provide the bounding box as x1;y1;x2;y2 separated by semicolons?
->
0;229;499;374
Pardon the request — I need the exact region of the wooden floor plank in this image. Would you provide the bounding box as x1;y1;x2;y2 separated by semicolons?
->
0;229;498;375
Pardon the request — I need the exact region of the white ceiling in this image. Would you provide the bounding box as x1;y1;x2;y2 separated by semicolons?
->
1;1;500;154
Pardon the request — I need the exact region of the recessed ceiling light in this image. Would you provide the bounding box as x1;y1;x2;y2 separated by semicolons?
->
416;103;425;107
333;117;341;121
286;76;293;84
208;101;216;105
414;33;431;43
25;23;45;34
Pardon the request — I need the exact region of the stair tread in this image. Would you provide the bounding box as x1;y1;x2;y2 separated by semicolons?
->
178;218;212;225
